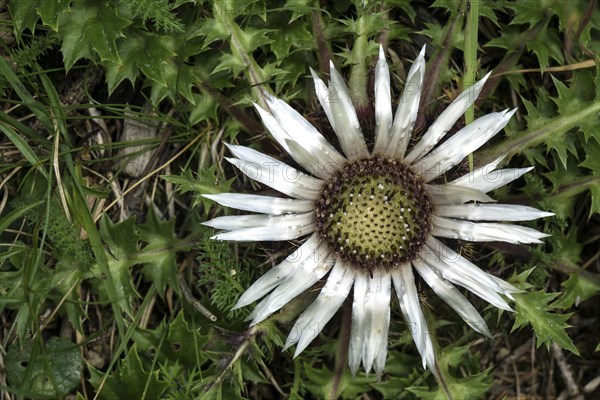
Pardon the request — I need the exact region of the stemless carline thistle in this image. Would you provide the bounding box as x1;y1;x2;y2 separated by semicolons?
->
202;45;553;377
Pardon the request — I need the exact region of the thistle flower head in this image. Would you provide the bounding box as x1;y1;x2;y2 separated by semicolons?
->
203;45;553;378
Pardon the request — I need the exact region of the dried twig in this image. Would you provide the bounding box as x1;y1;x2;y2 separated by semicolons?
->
551;343;584;400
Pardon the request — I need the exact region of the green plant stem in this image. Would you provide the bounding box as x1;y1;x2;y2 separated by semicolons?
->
418;1;464;120
348;14;370;114
463;0;479;171
213;2;269;109
477;100;600;164
463;0;479;124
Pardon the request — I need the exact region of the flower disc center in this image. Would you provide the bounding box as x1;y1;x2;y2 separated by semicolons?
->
315;157;433;271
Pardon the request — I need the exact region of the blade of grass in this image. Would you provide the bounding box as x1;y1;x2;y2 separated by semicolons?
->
37;66;74;221
68;179;126;335
1;124;49;179
0;200;44;233
0;111;48;145
463;0;479;171
0;57;53;132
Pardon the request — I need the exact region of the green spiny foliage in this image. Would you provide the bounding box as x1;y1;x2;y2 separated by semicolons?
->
2;0;600;398
196;232;254;318
14;195;94;269
511;269;579;355
89;344;170;400
121;0;186;33
10;35;58;71
163;165;235;215
408;344;492;400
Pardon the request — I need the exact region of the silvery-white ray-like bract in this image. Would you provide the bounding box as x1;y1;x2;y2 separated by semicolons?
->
203;45;553;378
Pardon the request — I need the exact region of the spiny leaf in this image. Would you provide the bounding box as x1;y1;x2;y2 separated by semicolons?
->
56;0;131;69
132;311;209;367
152;60;198;104
303;363;374;399
580;140;600;176
408;344;491;400
408;372;490;400
511;270;579;355
543;157;579;193
121;0;185;33
553;273;600;309
189;92;219;124
525;22;564;71
580;140;600;216
163;166;234;215
137;209;182;297
480;70;600;164
91;217;140;316
197;18;229;44
90;345;168;400
104;29;176;92
268;20;312;59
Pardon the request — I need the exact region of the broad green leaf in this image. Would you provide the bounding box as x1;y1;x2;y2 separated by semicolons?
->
6;337;83;398
8;0;39;36
38;0;70;30
99;217;139;260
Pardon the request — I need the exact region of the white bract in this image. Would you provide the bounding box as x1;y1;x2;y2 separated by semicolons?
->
202;45;553;378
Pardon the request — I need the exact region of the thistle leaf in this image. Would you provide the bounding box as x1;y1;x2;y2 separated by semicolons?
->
56;0;131;69
511;270;579;355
